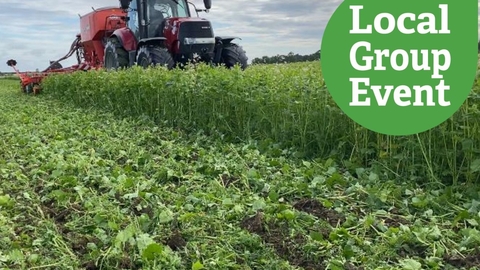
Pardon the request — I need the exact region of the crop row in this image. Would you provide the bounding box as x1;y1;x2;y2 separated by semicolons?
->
41;61;480;185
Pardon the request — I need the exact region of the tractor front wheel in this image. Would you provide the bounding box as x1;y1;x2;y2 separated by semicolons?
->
220;43;248;70
136;45;175;69
104;37;129;70
137;45;175;69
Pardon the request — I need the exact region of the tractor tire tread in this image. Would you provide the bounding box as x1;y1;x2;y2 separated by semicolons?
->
221;43;248;70
104;37;129;69
136;46;175;69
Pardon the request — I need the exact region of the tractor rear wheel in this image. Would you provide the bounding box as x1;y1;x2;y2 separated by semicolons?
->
220;43;248;70
104;37;129;70
136;45;175;69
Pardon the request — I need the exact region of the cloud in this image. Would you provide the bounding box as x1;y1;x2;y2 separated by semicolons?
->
0;0;478;72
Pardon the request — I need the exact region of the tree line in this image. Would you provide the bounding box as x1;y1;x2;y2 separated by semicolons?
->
252;50;320;65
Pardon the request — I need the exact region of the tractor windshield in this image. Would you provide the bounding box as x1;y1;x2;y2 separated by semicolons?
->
147;0;189;37
149;0;189;21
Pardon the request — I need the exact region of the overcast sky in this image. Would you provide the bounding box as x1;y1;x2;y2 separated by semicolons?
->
0;0;333;72
0;1;478;72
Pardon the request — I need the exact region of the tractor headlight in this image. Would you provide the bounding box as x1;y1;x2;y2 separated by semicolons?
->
184;37;215;45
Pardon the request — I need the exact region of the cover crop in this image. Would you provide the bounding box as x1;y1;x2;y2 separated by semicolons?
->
41;61;480;186
1;74;480;269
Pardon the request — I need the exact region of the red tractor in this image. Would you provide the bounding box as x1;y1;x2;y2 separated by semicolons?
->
103;0;248;70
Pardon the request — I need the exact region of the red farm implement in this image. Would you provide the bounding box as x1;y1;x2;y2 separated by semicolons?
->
6;0;248;94
7;7;127;94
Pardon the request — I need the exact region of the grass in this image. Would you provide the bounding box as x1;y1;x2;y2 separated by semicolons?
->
0;74;20;81
40;61;480;187
2;72;480;269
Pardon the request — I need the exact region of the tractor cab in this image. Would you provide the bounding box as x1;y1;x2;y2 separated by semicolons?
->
125;0;193;39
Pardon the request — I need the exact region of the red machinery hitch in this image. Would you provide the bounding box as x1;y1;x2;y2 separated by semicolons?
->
6;35;95;95
6;7;127;94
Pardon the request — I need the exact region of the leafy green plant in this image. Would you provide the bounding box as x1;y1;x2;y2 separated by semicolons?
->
40;59;480;186
1;77;480;269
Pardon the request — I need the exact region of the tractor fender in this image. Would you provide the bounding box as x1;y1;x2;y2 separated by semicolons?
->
137;37;167;48
215;36;241;45
212;36;242;64
111;28;137;51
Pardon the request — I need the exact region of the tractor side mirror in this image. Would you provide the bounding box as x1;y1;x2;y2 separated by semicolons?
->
119;0;131;9
203;0;211;10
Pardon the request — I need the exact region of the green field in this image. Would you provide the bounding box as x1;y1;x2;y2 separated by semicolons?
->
1;62;480;269
0;74;19;81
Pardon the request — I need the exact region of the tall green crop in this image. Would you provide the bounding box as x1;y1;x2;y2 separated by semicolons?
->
41;60;480;185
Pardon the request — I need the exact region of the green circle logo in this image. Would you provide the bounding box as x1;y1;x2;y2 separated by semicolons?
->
321;0;478;136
